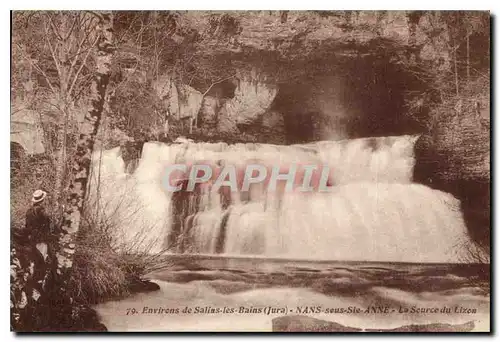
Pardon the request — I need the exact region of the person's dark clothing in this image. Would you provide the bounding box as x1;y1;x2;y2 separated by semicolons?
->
14;204;61;279
26;206;52;243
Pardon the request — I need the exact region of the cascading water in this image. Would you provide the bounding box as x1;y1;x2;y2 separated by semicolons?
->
88;135;471;263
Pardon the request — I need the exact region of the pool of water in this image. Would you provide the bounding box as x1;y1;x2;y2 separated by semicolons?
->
94;255;490;332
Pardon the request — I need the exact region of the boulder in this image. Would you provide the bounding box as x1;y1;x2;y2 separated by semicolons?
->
225;78;278;128
11;109;45;155
153;74;204;121
215;69;278;135
198;96;220;127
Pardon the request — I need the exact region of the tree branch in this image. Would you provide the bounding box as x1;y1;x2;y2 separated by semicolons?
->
65;26;94;92
202;75;236;97
68;35;99;99
15;43;57;95
61;15;78;41
44;20;63;89
47;13;64;41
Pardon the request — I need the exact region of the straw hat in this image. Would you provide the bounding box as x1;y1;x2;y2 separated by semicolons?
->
31;190;47;204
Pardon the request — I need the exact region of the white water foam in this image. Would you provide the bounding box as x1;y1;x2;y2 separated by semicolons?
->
87;135;471;262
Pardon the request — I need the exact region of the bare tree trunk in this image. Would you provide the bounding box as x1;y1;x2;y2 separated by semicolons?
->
56;10;114;276
466;32;470;82
454;47;459;96
53;101;69;218
51;14;70;213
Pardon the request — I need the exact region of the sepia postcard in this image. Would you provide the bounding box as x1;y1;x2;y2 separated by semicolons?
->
10;10;490;332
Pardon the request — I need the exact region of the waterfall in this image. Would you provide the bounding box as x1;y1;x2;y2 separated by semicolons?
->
88;135;471;262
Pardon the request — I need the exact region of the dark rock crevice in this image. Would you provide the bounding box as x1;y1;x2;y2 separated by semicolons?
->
272;55;427;144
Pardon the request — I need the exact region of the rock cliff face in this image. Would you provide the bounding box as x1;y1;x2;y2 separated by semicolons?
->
414;99;490;252
149;11;479;144
180;11;449;64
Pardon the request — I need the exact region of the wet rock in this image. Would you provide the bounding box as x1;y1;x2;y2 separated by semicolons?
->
127;278;161;294
272;315;362;332
156;271;223;283
368;321;475;332
272;315;475;332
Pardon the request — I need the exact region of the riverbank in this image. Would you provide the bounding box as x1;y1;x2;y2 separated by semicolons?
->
95;257;490;332
74;278;160;332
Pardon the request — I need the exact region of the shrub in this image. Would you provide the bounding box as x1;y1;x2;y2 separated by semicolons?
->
69;207;165;304
11;153;164;306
